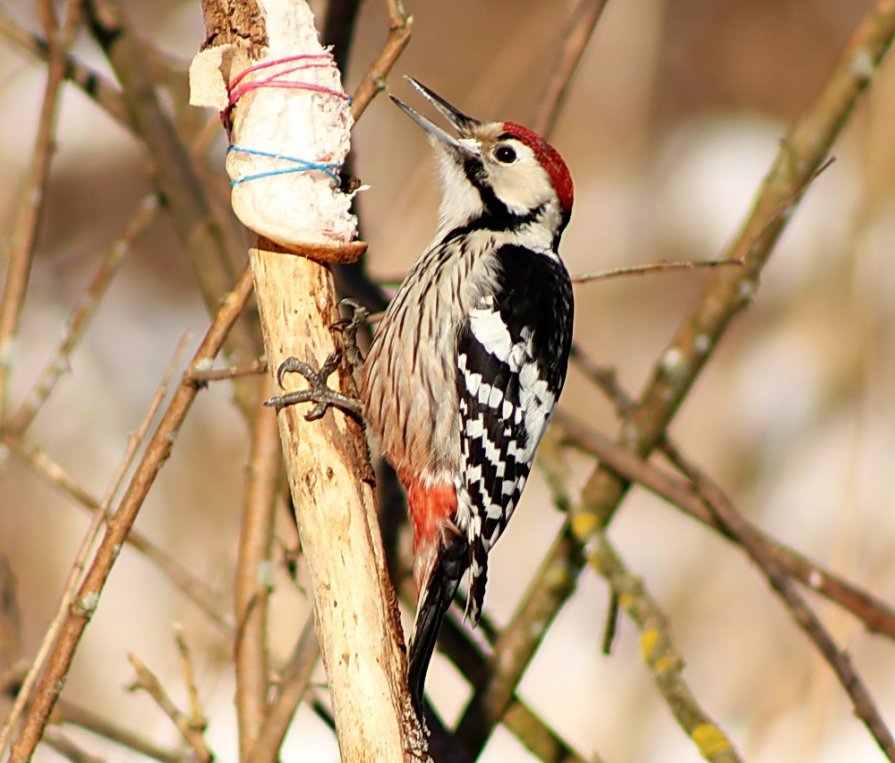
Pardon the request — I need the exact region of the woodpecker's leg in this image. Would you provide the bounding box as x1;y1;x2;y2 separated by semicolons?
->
330;298;369;376
265;349;363;421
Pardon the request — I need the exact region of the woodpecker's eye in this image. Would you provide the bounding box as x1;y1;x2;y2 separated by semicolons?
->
494;145;517;164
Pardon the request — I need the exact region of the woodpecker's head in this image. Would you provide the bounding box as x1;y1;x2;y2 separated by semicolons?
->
390;78;574;241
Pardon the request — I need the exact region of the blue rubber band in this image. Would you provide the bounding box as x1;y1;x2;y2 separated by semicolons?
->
228;145;341;186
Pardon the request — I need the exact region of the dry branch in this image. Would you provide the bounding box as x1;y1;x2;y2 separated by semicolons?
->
246;616;318;763
86;0;262;394
532;0;609;136
7;194;160;437
6;266;254;761
127;652;213;762
349;1;412;121
0;332;192;757
558;412;895;641
1;433;234;634
0;0;82;419
589;535;743;763
663;444;895;760
252;244;420;760
0;8;129;127
234;376;280;758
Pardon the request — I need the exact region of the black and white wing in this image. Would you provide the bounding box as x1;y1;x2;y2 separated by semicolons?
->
455;244;573;624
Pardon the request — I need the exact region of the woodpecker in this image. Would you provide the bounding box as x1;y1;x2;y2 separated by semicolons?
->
361;78;575;711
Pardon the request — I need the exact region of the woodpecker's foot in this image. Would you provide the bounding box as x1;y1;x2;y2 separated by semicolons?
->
330;298;370;375
264;350;363;421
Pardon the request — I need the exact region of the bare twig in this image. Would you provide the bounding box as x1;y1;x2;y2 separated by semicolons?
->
557;412;895;641
589;533;743;763
571;258;743;284
7;265;254;761
127;653;213;762
87;0;262;396
0;333;191;758
0;0;83;419
173;627;207;746
0;7;128;126
246;616;319;763
663;444;895;761
7;194;160;437
235;378;280;758
41;730;105;763
349;0;412;121
0;559;22;672
185;359;267;384
54;699;183;763
532;0;610;136
1;434;234;634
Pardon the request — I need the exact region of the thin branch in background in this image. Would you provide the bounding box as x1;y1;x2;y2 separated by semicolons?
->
569;344;634;416
1;434;235;634
246;616;319;763
571;258;743;284
590;533;743;763
87;0;264;410
532;0;610;137
41;730;105;763
0;332;192;757
185;359;267;384
0;7;129;126
0;0;83;420
6;265;254;760
234;378;280;759
6;194;160;437
126;653;214;763
0;558;22;672
173;627;208;746
663;443;895;761
54;699;183;763
349;0;412;121
544;446;742;763
556;411;895;641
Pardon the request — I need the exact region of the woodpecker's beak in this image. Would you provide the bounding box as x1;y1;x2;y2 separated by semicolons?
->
390;77;481;156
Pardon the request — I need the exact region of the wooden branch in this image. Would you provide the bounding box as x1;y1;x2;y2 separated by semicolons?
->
6;266;254;761
349;3;412;122
0;333;192;758
252;244;423;761
1;433;234;634
234;377;280;758
663;444;895;761
86;0;262;386
0;8;128;127
557;412;895;641
589;534;743;763
0;0;82;419
532;0;609;136
6;194;159;437
127;652;214;762
246;616;319;763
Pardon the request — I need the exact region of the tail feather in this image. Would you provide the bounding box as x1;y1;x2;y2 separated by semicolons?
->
407;538;468;714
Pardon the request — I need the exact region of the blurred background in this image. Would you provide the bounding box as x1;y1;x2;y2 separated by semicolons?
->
2;0;895;760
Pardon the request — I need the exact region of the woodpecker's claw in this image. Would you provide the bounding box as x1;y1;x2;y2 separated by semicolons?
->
330;298;370;375
265;350;363;421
